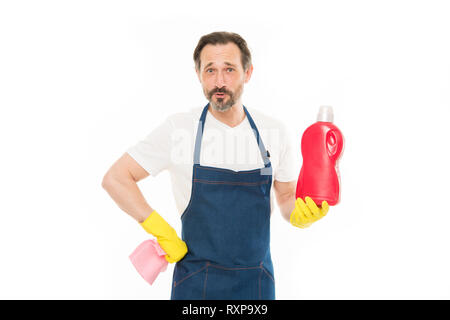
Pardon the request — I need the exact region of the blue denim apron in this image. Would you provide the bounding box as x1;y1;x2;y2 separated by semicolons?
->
170;103;275;300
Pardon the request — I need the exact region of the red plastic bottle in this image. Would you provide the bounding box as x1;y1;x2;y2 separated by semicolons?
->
296;106;344;206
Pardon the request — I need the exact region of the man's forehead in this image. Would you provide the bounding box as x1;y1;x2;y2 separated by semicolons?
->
200;43;241;68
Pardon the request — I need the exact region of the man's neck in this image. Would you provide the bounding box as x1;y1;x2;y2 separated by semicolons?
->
208;102;246;128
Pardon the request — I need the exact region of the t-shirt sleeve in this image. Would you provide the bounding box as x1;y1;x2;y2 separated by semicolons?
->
274;124;300;182
126;117;174;177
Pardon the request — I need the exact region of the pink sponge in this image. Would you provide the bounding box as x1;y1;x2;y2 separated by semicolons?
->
129;239;168;285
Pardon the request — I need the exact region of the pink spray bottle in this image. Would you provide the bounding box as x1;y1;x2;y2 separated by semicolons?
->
296;106;344;206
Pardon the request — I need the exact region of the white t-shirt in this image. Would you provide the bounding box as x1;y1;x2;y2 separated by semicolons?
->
126;105;299;216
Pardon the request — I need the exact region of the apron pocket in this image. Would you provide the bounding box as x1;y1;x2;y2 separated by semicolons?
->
172;262;208;300
204;264;264;300
259;266;275;300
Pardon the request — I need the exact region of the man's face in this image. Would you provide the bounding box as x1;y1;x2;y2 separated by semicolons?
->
196;42;253;112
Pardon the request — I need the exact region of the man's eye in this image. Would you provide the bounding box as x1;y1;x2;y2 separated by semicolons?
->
227;68;234;72
206;69;213;73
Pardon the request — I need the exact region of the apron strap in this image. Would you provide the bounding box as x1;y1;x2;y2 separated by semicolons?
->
194;103;272;173
193;104;209;165
243;106;271;169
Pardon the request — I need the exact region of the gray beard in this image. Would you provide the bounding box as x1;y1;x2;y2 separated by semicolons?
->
207;83;243;113
210;97;234;112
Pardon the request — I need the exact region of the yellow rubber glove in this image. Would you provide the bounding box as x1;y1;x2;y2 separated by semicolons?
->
290;197;329;229
140;210;188;263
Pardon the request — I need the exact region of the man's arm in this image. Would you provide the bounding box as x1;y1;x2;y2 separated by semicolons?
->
101;152;153;223
273;180;297;223
102;152;188;262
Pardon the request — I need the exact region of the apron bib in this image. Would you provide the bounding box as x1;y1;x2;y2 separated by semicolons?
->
170;103;275;300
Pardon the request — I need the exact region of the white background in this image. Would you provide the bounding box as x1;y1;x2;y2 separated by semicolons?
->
1;0;449;299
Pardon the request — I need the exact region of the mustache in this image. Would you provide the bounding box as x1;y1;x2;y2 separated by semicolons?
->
209;88;232;96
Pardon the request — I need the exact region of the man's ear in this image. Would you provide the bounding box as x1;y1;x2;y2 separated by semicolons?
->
244;64;253;83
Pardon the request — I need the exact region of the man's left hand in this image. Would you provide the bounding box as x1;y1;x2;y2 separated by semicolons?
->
290;197;329;229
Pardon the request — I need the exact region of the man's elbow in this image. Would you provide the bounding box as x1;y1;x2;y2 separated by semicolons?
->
102;167;136;190
101;171;115;190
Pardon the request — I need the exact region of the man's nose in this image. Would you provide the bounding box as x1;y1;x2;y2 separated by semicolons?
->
214;70;226;88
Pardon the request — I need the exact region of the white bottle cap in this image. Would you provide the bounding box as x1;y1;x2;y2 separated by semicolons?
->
317;105;334;122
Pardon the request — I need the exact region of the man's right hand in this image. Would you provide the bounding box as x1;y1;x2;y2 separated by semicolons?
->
140;210;188;263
